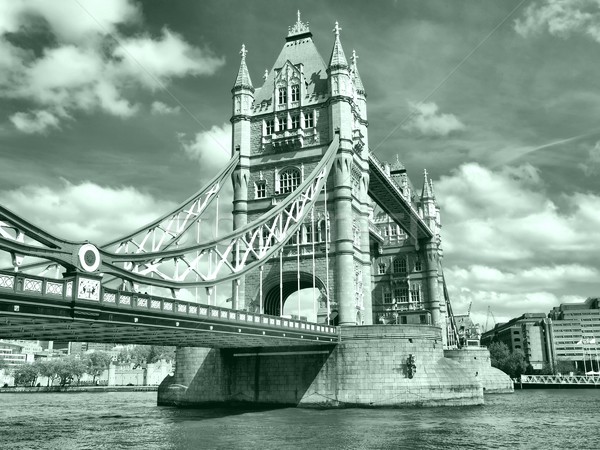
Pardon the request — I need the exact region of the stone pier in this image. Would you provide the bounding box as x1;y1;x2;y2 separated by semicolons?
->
444;347;514;393
158;325;492;408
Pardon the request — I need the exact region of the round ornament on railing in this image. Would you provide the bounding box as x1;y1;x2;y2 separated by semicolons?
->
78;243;101;272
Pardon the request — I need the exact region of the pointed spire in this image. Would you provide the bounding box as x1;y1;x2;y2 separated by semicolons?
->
421;169;433;199
233;44;253;91
351;49;365;95
328;21;348;69
429;178;436;200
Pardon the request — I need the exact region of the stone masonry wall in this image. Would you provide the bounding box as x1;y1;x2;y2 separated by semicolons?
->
444;347;514;394
158;325;484;408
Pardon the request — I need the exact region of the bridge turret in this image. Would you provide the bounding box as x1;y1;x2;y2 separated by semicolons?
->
231;44;254;309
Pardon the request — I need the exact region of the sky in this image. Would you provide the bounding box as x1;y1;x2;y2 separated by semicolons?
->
1;0;600;329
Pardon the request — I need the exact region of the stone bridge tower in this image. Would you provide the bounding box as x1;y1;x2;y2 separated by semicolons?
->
231;13;372;326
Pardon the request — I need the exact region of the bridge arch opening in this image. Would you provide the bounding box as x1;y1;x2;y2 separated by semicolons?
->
262;271;331;323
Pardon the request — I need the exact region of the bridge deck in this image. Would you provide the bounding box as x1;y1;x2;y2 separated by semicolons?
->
0;271;338;348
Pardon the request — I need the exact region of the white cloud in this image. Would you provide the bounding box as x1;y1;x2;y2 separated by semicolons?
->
9;109;61;134
580;140;600;175
437;162;600;321
0;181;175;245
403;101;465;136
115;28;225;88
151;101;181;115
0;0;224;132
179;123;232;165
515;0;600;43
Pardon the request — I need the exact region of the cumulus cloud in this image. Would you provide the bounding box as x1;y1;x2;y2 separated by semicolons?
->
436;162;600;321
9;110;61;134
515;0;600;42
0;0;224;132
0;181;175;245
179;123;232;165
151;101;181;115
402;101;465;137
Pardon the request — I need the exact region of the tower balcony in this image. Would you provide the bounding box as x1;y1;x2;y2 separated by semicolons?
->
271;128;305;150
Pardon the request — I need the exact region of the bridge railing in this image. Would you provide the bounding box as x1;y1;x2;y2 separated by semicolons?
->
0;270;338;336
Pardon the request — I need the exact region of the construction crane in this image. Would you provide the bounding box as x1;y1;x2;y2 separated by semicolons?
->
484;306;496;332
442;276;461;348
467;301;472;317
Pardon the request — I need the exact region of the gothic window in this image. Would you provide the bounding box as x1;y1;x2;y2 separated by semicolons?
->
378;263;386;275
414;258;422;271
255;181;266;199
318;219;328;242
303;111;314;128
383;292;392;304
291;114;300;129
390;226;398;237
394;287;409;304
291;84;300;102
279;168;301;194
265;119;275;135
410;285;421;305
393;257;407;274
278;87;287;105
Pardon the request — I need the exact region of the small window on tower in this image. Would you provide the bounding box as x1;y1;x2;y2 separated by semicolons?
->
383;292;392;304
291;115;300;129
278;87;287;105
265;120;274;135
414;258;422;271
393;257;407;274
291;84;300;102
255;181;266;199
304;112;314;128
378;263;386;275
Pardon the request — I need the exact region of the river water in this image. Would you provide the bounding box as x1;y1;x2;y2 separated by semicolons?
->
1;389;598;449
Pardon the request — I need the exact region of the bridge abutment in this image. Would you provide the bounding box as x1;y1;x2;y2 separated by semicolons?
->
444;347;514;394
158;325;486;408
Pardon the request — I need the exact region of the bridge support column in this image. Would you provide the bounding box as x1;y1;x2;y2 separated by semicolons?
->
333;150;356;326
424;238;441;327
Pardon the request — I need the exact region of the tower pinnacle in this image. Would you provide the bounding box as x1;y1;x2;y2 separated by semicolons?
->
328;21;348;69
233;43;253;91
288;10;311;38
421;169;433;199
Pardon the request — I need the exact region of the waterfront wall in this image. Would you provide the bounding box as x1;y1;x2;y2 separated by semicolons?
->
158;325;483;407
444;347;514;393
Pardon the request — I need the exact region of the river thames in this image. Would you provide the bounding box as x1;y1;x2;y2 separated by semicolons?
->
1;389;598;449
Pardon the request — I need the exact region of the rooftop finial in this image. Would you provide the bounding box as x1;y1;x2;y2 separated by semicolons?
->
240;44;247;60
288;10;310;37
263;69;268;81
333;21;342;37
352;49;358;65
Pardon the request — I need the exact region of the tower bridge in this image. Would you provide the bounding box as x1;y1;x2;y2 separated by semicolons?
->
0;13;512;407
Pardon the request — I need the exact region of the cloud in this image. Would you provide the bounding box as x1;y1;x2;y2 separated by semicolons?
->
579;140;600;175
179;123;232;165
436;162;600;320
9;109;61;134
0;180;175;245
151;101;181;115
402;101;465;137
0;0;224;132
515;0;600;43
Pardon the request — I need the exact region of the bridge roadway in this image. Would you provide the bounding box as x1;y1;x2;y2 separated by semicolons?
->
0;270;338;348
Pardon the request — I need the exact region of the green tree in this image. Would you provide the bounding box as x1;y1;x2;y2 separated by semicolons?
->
488;342;527;378
55;357;87;387
84;351;112;384
0;357;7;372
36;359;59;386
12;363;38;386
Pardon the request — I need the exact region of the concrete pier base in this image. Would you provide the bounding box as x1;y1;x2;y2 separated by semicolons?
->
444;347;514;393
158;325;484;408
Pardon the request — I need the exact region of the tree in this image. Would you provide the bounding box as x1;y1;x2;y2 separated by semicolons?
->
488;342;527;378
55;357;87;387
12;363;38;386
36;359;59;386
0;357;7;372
116;345;175;367
84;351;112;384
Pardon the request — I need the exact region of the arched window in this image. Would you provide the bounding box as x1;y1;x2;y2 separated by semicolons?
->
279;168;301;194
393;257;407;273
